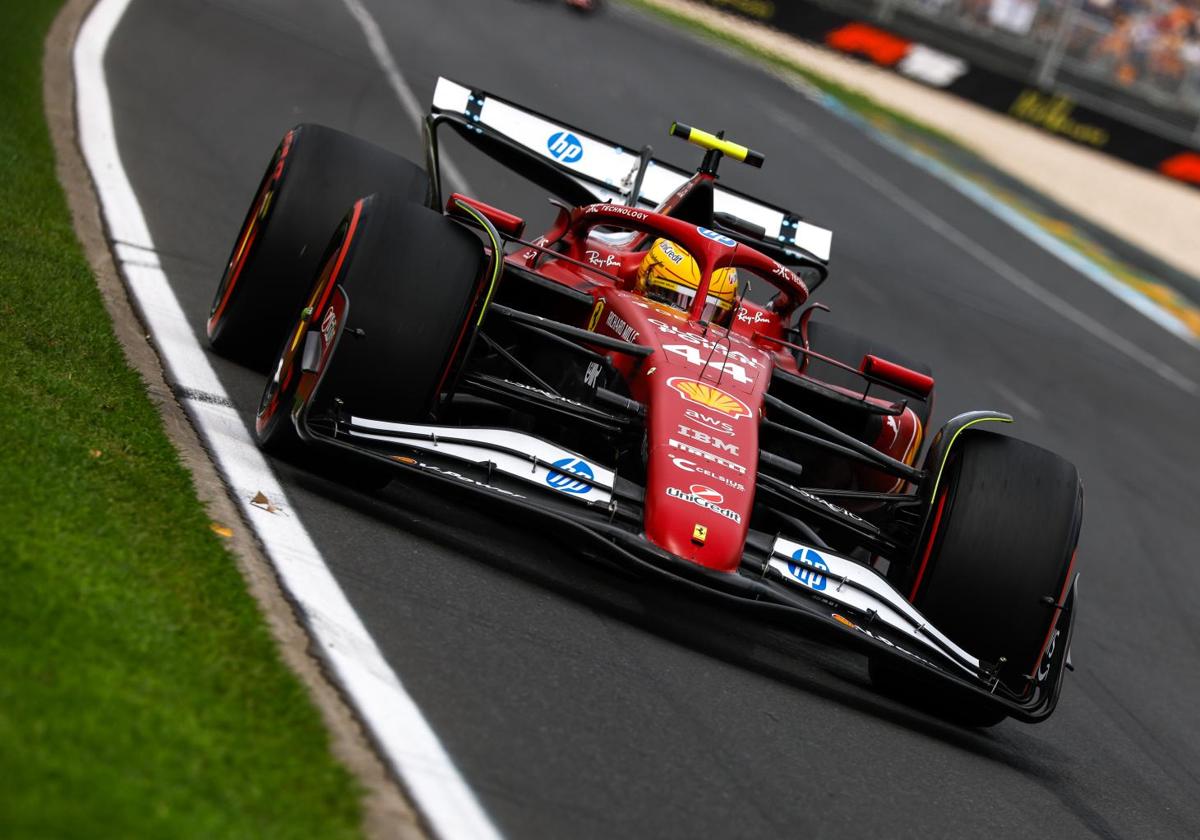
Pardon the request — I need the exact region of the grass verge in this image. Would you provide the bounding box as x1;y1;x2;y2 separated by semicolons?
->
0;1;363;837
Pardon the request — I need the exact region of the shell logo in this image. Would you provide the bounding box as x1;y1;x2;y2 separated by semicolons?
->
667;377;751;420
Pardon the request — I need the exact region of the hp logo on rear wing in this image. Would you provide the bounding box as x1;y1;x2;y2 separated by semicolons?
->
546;131;584;164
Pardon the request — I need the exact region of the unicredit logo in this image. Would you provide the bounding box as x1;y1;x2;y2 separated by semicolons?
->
689;484;723;504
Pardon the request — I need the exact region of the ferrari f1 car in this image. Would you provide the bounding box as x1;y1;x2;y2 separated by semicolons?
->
207;78;1082;726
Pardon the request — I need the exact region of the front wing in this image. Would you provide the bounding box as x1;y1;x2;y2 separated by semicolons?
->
295;397;1075;724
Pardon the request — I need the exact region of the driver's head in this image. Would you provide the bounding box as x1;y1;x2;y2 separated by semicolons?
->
636;238;738;323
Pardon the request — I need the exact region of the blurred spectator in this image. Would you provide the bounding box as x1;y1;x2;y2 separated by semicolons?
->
989;0;1039;33
1078;0;1200;103
925;0;1200;107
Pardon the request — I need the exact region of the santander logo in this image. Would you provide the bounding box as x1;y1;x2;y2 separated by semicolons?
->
689;484;724;504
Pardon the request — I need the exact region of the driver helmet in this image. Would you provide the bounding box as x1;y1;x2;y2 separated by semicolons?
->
637;238;738;323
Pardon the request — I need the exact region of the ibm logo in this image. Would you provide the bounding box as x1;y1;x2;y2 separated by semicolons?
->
546;131;584;164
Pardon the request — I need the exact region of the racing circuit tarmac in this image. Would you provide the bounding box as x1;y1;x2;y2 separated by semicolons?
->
98;0;1200;836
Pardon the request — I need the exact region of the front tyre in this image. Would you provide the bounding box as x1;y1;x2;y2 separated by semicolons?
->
872;431;1082;725
208;124;428;371
256;193;485;466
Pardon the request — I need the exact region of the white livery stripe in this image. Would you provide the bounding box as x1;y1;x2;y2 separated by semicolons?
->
769;537;979;672
348;418;614;503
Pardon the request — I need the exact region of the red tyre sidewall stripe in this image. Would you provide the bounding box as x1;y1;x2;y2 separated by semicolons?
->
208;129;296;334
1029;548;1078;680
257;198;363;436
313;199;363;319
429;246;493;406
908;489;948;602
211;222;262;327
281;200;362;394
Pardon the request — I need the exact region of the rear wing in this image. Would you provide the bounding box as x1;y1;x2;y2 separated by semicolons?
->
426;77;832;271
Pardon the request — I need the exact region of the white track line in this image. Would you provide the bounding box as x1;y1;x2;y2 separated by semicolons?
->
75;1;501;837
340;0;471;194
990;381;1045;423
768;105;1199;396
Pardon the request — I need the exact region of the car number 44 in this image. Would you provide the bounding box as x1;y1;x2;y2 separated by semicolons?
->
661;344;755;385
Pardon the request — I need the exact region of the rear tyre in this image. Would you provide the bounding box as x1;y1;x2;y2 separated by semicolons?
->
255;193;485;477
872;431;1082;725
207;124;429;371
804;321;934;429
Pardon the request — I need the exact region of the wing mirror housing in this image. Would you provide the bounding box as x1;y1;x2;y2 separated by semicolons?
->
860;354;934;399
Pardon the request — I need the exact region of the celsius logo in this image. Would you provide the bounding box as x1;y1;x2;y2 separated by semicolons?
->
787;546;829;592
546;457;594;494
696;226;736;247
547;131;584;163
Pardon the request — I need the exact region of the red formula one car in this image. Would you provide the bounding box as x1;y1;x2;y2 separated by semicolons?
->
207;78;1082;725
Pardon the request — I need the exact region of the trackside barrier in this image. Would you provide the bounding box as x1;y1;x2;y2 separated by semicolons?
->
691;0;1200;189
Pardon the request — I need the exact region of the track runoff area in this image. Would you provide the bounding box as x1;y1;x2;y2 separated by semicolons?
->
80;0;1200;837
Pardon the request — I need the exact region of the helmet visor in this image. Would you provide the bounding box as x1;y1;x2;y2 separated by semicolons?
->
647;279;733;323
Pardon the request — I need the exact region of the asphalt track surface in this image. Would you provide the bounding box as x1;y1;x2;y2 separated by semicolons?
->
103;0;1200;836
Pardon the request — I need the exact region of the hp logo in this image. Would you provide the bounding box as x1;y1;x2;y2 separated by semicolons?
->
546;457;594;494
546;131;584;164
787;547;829;592
696;226;737;248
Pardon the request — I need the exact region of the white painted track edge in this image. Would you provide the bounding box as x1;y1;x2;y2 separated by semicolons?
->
73;1;502;837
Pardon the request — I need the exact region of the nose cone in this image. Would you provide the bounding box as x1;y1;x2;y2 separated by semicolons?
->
644;373;760;573
592;295;771;573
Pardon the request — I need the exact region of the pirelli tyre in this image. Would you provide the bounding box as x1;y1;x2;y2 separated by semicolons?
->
803;320;934;430
207;124;429;371
255;192;485;460
872;431;1082;725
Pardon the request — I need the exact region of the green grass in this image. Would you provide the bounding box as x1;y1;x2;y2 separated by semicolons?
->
0;2;363;837
626;0;964;148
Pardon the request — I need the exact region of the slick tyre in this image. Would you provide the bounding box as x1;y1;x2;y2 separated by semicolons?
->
803;321;934;429
207;124;429;372
872;432;1082;725
256;192;485;472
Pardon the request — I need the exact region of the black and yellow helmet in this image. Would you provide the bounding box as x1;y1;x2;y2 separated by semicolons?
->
636;238;738;323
